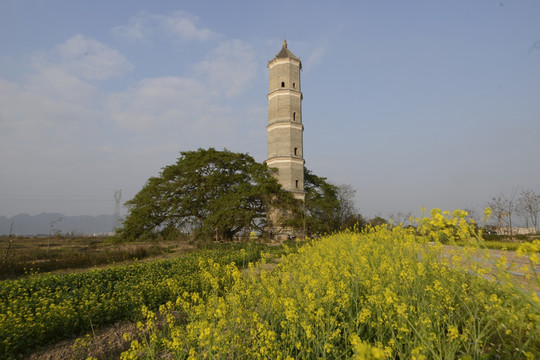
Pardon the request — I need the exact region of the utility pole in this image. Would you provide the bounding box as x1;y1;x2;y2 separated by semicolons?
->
48;217;62;253
4;221;14;261
49;217;63;236
114;189;122;230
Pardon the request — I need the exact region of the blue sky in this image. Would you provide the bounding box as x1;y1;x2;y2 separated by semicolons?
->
1;0;539;223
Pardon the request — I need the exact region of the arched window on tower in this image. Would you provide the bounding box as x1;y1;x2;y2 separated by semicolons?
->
295;180;299;188
293;82;296;88
294;147;298;156
281;81;285;88
293;112;296;121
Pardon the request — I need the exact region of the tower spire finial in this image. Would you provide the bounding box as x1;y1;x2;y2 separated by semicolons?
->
282;38;287;48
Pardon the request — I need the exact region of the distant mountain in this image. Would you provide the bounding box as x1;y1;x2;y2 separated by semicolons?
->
0;213;119;236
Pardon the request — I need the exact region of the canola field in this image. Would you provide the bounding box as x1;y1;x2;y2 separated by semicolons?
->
0;244;268;359
1;210;539;359
123;210;539;359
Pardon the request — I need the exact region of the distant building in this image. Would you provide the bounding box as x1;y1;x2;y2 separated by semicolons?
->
495;227;536;236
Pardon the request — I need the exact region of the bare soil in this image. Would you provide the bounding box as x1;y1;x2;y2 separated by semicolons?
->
25;321;137;360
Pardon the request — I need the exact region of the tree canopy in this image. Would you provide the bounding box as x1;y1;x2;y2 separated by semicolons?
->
302;168;341;234
116;148;295;241
301;169;366;234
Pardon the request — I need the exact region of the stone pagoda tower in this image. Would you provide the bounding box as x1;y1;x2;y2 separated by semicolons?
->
266;39;305;202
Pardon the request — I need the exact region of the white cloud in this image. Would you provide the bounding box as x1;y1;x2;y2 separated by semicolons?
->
111;15;148;42
108;76;207;131
195;40;257;98
52;34;134;81
112;11;215;43
0;37;124;176
1;34;258;168
106;39;258;139
28;34;133;84
106;75;241;150
0;76;105;185
25;66;99;106
304;38;330;71
5;34;131;128
0;78;96;138
160;11;214;41
0;23;262;216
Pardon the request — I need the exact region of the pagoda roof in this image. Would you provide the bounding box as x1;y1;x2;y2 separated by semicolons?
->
270;39;301;66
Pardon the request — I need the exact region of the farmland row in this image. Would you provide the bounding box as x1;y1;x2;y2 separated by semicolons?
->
0;242;294;359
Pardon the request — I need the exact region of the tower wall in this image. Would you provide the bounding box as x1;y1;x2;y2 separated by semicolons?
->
268;91;302;124
267;41;305;204
268;58;301;93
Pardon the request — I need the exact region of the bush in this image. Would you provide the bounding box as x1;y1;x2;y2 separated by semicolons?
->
482;233;530;242
482;233;506;241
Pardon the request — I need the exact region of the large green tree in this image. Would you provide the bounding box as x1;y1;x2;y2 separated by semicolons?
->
302;168;341;234
117;148;295;241
301;169;365;234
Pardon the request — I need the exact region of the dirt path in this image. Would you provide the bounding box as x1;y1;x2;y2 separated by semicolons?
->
24;255;282;360
441;245;540;295
24;321;137;360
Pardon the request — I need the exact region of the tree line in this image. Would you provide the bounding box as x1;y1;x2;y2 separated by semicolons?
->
116;148;368;242
118;148;540;242
487;189;540;234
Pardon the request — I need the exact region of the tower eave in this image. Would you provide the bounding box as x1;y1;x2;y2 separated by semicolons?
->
268;39;302;68
268;57;302;69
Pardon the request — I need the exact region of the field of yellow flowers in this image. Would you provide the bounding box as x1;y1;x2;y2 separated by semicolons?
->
0;243;272;359
123;210;539;359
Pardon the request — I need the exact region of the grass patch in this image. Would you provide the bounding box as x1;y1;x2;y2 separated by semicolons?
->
0;236;181;280
454;239;523;251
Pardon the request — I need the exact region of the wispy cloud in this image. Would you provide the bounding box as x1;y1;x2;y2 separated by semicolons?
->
195;40;257;98
111;14;148;42
112;11;216;43
304;38;330;71
0;76;104;177
0;15;261;216
529;39;540;55
25;66;99;106
107;76;209;132
38;34;134;81
160;11;215;41
0;76;98;141
104;72;249;149
0;35;131;195
7;34;132;126
2;33;257;152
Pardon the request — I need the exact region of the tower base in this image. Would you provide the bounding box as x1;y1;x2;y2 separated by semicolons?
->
266;205;305;242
